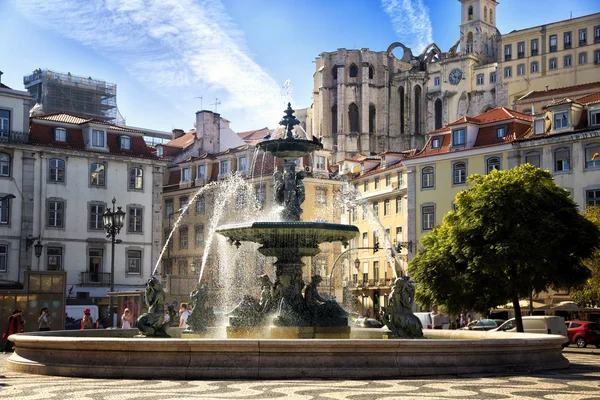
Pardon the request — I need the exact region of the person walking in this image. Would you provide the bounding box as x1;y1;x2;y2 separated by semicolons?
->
121;308;133;329
38;308;52;331
3;310;24;353
80;308;94;330
432;305;444;329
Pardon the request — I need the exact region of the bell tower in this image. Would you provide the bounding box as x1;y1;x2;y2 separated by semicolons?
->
459;0;499;58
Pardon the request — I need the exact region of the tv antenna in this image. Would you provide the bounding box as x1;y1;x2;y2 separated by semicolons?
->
194;96;203;110
212;98;221;113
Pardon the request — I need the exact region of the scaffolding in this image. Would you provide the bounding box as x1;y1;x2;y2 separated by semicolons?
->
23;69;117;123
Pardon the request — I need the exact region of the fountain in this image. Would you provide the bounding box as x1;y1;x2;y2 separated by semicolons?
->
5;104;570;379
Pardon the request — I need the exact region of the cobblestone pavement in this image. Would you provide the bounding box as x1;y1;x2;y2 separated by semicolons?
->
1;351;599;400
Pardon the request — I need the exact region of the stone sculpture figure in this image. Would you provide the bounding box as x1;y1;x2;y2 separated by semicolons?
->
137;276;170;337
274;168;305;221
382;277;423;338
303;275;348;327
258;275;276;313
186;285;215;333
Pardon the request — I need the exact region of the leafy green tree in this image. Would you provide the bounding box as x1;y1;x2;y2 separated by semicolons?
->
409;164;599;332
570;206;600;307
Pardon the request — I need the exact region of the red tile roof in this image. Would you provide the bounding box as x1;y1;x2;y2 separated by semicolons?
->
518;81;600;101
166;129;196;149
34;112;147;134
237;127;274;141
447;107;532;126
576;91;600;105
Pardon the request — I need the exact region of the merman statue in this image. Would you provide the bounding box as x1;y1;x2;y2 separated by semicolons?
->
136;276;170;337
382;277;423;338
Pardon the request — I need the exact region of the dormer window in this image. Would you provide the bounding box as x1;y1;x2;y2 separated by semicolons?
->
534;119;545;134
496;127;506;139
119;136;131;150
238;156;248;172
54;128;67;142
157;147;163;157
590;109;600;126
181;167;191;182
316;156;326;170
220;160;230;175
197;164;206;179
452;129;465;146
91;129;105;147
431;137;441;149
553;111;569;129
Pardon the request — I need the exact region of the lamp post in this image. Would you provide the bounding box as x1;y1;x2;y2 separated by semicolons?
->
103;197;126;328
34;239;44;269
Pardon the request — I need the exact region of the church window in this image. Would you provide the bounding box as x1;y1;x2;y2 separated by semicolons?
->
489;10;493;24
398;86;405;134
414;85;422;134
466;32;473;54
369;66;374;79
349;103;359;133
484;6;488;22
434;99;442;130
349;64;358;78
332;66;337;80
331;105;338;134
468;6;473;20
369;105;376;133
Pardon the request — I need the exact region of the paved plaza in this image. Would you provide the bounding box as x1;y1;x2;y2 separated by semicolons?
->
0;349;598;400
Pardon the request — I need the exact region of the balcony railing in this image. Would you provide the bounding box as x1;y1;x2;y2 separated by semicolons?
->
80;272;111;286
0;130;29;144
348;278;395;289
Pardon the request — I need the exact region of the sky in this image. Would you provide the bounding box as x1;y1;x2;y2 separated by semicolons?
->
1;0;599;134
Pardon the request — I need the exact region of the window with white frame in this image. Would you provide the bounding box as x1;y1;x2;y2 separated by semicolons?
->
453;162;467;184
531;38;539;55
54;128;67;142
119;136;131;150
197;164;206;179
47;247;62;271
165;199;173;216
383;199;390;216
549;34;557;51
554;147;570;172
0;245;7;273
362;261;368;283
585;144;600;168
517;64;525;75
588;190;600;206
517;41;525;58
549;58;557;70
452;129;465;146
490;72;497;83
128;207;143;232
91;129;105;147
396;196;402;214
504;67;512;78
385;174;391;186
49;158;65;182
0;153;9;177
195;196;205;213
596;49;600;64
579;28;587;45
195;225;204;247
564;31;572;49
181;167;191;182
316;156;326;170
316;187;327;205
397;171;403;186
362;232;368;247
0;198;10;224
434;76;440;86
373;201;379;216
476;74;484;85
504;44;512;60
590;109;600;126
48;200;64;228
179;226;188;249
127;167;142;190
534;119;545;134
580;52;588;64
127;250;142;274
554;111;568;129
179;196;188;212
395;226;403;243
89;203;105;230
90;163;106;186
220;160;229;175
431;136;441;149
0;110;9;138
422;206;435;230
374;177;380;189
496;126;506;139
422;166;434;188
595;25;600;43
157;147;163;157
486;157;500;174
525;152;541;168
531;61;539;73
363;181;368;192
238;156;248;172
362;204;368;220
564;55;572;67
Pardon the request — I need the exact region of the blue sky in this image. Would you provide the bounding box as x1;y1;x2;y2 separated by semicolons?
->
1;0;599;134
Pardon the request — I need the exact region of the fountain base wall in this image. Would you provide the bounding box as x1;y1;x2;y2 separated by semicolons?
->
7;329;568;379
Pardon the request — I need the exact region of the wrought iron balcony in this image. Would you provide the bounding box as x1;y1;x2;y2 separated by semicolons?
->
80;272;111;286
0;130;29;144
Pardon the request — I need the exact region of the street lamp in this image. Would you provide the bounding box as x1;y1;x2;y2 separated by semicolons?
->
354;258;360;270
0;194;16;201
103;197;125;328
34;239;44;269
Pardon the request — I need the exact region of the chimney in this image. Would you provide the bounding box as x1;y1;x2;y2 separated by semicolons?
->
531;104;535;115
545;85;549;91
172;129;185;139
0;71;3;84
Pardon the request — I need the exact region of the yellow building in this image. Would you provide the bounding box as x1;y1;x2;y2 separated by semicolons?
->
499;12;600;108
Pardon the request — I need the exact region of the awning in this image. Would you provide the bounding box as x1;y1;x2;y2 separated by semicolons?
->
551;301;580;311
500;300;547;309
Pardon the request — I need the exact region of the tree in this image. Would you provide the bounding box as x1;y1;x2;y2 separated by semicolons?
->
570;206;600;307
409;164;599;332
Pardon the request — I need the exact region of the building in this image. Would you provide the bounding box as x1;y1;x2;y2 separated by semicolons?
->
23;69;120;124
312;1;600;164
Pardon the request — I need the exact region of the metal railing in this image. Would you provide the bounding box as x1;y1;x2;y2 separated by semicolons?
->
80;272;111;286
0;130;29;144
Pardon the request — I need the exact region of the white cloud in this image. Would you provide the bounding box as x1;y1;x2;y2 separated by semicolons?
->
381;0;433;53
14;0;289;129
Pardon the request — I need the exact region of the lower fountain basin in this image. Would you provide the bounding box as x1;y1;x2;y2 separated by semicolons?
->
7;329;569;379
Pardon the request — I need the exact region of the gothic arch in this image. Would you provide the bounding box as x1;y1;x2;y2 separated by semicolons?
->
481;105;494;113
414;85;422;134
484;6;488;22
398;86;405;134
434;98;443;130
349;64;358;78
369;104;376;133
348;103;360;133
386;42;414;62
331;104;338;134
419;43;443;63
466;31;474;54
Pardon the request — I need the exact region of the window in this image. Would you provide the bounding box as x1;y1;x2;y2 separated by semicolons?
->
453;162;467;185
580;52;588;64
179;226;188;249
0;110;9;138
422;166;434;188
156;147;163;157
434;99;442;130
90;163;105;186
316;156;326;170
332;66;337;80
490;72;496;83
396;196;402;214
220;160;230;175
128;207;143;232
385;174;391;187
368;66;374;79
119;136;131;150
549;34;557;52
54;128;67;142
165;199;173;216
126;167;143;190
531;39;539;56
504;67;512;78
195;196;205;213
468;5;473;20
452;129;465;146
0;198;10;224
564;31;572;49
534;119;545;134
549;58;557;70
531;61;539;73
486;157;500;174
476;74;484;85
373;201;379;216
373;260;379;282
374;177;380;190
564;55;572;67
496;126;506;139
397;171;403;186
517;41;525;58
181;167;191;182
0;245;7;273
331;104;338;134
579;28;587;46
431;136;441;149
363;181;368;192
395;226;403;243
595;49;600;64
414;86;421;134
369;105;376;133
48;200;64;228
91;129;105;147
554;148;570;172
0;153;10;177
362;232;368;247
127;250;142;274
238;156;248;172
517;64;525;76
195;225;204;247
434;76;440;86
362;204;368;220
197;164;206;179
179;196;188;213
554;111;568;129
466;32;473;54
89;203;105;230
49;159;65;182
382;199;389;216
422;206;435;230
590;110;600;126
585;144;600;168
504;44;512;61
588;190;600;206
47;247;62;271
316;187;327;205
525;152;541;168
595;25;600;43
349;64;358;78
362;261;368;283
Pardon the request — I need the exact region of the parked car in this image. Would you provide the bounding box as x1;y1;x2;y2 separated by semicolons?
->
461;319;505;331
492;316;568;346
356;318;384;328
413;312;450;329
565;320;600;348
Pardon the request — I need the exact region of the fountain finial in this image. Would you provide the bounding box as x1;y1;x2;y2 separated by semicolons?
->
279;102;300;140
